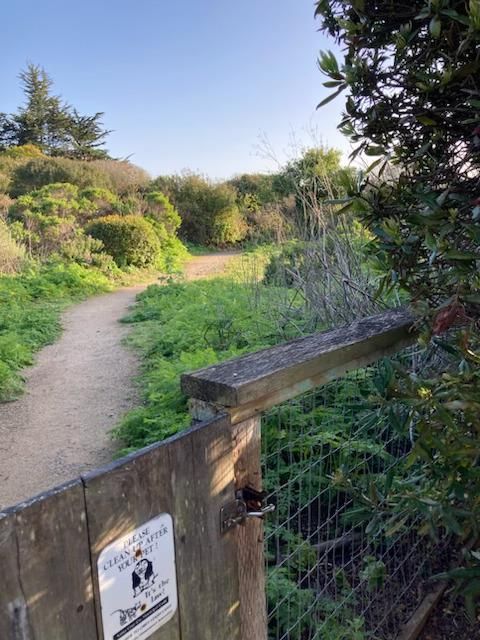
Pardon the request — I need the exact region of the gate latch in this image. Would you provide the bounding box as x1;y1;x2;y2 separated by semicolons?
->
220;487;275;534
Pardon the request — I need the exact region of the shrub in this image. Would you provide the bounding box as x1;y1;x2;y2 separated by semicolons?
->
9;183;86;256
144;191;181;235
76;187;122;222
9;157;108;196
60;235;105;265
228;173;282;206
315;0;480;581
2;144;44;159
211;206;248;245
0;172;10;194
155;235;190;273
244;203;290;244
87;215;161;267
0;156;21;194
0;220;26;274
89;159;149;194
263;242;305;287
8;156;149;196
155;173;248;246
0;193;13;219
8;182;124;256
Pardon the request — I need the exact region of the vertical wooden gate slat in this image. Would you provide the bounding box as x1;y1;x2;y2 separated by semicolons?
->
82;438;181;640
169;416;241;640
232;417;267;640
0;480;97;640
0;506;32;640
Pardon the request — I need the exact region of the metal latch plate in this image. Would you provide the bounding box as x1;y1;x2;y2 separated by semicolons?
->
220;487;275;534
220;499;247;534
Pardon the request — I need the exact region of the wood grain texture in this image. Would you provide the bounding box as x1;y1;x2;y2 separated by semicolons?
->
82;435;181;640
232;417;267;640
0;506;32;640
83;415;241;640
397;581;448;640
169;416;241;640
181;309;415;411
0;480;97;640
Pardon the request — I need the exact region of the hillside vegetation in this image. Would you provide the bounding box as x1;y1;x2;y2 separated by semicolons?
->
0;64;366;406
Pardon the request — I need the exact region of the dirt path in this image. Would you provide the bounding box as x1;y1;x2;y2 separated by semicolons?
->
0;252;238;509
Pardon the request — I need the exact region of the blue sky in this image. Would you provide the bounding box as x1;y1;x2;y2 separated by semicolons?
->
1;1;348;178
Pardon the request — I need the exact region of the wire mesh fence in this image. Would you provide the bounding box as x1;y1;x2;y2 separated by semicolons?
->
262;353;449;640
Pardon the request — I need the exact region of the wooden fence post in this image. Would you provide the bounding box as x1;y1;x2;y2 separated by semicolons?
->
188;402;268;640
232;416;267;640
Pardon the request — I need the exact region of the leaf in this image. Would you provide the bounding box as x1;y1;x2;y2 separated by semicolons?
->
415;140;433;157
384;469;394;495
434;567;480;581
432;339;461;356
415;8;431;20
429;16;442;38
317;50;342;78
440;9;471;26
336;201;356;215
316;84;346;108
417;115;438;126
444;250;478;261
385;516;409;538
323;80;344;88
365;157;385;174
365;145;385;156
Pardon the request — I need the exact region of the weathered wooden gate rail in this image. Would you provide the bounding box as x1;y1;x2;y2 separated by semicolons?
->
0;309;414;640
182;307;414;424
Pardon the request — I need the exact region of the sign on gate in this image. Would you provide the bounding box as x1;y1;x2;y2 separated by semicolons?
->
98;513;178;640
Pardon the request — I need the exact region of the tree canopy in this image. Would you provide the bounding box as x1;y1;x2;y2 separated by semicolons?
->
0;64;111;159
315;0;480;547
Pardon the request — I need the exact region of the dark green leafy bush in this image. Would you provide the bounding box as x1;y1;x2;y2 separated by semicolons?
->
87;215;161;267
151;173;248;246
9;157;108;196
315;0;480;590
144;191;181;235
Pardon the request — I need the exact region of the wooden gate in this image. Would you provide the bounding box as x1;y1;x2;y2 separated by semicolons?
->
0;413;265;640
1;309;414;640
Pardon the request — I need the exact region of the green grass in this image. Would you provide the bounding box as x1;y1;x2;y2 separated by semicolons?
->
115;243;317;452
183;243;220;256
0;262;112;400
116;272;302;451
0;234;191;402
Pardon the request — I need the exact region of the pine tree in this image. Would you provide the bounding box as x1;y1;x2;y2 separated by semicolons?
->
66;109;111;160
0;64;111;158
14;64;70;152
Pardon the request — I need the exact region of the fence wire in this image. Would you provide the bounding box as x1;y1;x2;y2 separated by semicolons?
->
262;355;448;640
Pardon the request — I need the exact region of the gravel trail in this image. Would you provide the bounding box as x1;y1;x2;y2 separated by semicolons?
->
0;252;237;509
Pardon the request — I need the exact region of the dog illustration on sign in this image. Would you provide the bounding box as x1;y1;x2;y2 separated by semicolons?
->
111;603;141;626
132;558;156;597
